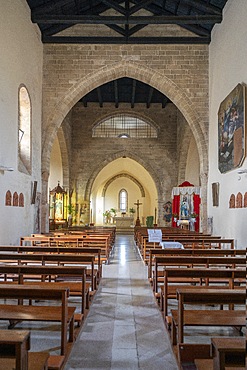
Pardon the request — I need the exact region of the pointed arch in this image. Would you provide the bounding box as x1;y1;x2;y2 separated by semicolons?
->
42;61;207;176
84;150;162;202
102;173;145;198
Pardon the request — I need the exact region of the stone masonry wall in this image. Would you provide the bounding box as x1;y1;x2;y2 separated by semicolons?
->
71;102;181;205
41;43;209;231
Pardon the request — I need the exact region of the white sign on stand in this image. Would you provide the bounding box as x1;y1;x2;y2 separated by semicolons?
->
148;229;162;243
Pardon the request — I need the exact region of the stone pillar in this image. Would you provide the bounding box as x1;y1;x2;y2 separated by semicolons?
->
41;170;49;233
200;171;208;233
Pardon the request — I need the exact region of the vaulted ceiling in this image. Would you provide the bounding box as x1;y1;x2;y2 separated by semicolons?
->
26;0;228;108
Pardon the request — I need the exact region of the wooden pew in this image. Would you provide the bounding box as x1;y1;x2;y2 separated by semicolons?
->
171;288;245;345
191;337;246;370
20;234;110;263
0;265;86;314
0;245;102;280
0;284;75;356
153;255;246;294
148;248;245;280
0;329;49;370
161;268;245;316
210;337;246;370
0;252;96;292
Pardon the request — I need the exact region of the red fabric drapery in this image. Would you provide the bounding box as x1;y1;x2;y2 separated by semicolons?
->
172;195;180;228
193;194;201;232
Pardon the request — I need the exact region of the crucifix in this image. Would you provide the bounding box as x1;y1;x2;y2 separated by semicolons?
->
134;199;142;227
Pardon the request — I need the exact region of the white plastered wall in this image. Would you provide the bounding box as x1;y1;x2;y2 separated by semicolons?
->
0;1;43;244
209;0;247;248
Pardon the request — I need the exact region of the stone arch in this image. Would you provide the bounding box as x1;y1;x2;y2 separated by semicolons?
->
102;174;145;198
41;60;208;231
57;125;70;189
42;61;207;175
84;150;163;203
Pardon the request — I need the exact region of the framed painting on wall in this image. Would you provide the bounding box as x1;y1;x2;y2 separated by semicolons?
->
212;182;219;207
218;83;246;173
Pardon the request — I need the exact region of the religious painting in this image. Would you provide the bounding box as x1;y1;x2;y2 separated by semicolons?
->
212;182;219;207
163;201;172;222
218;83;246;173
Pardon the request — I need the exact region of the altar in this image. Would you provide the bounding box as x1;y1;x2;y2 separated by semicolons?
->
114;216;134;230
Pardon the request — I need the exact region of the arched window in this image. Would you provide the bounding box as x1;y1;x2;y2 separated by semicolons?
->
18;85;31;174
92;114;158;138
119;189;128;212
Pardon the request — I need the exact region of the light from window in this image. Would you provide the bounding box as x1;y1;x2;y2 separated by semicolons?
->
119;189;128;212
93;114;158;138
18;85;31;174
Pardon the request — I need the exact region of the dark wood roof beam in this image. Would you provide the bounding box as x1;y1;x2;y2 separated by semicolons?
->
181;0;222;15
82;97;87;108
29;0;70;14
100;0;127;15
107;24;126;36
32;14;222;25
130;0;213;36
128;24;147;37
162;97;168;108
129;0;154;15
114;80;119;108
147;87;154;108
131;80;137;109
97;87;103;108
42;35;211;44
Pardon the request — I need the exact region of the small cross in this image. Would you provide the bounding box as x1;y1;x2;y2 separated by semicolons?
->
134;199;142;220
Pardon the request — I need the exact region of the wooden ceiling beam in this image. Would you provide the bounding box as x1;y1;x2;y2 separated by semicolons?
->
97;87;103;108
147;87;154;108
100;0;126;15
42;35;210;44
114;80;119;108
32;14;222;25
129;0;154;15
180;0;222;15
131;80;137;109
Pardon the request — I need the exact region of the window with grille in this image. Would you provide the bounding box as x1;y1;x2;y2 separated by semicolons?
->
92;114;157;138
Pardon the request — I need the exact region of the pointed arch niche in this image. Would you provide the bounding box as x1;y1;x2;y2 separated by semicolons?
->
90;157;157;226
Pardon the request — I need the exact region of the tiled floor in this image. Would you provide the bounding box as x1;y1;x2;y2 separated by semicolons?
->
64;234;179;370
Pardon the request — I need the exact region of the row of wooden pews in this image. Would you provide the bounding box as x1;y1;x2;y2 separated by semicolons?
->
136;227;246;370
0;227;116;370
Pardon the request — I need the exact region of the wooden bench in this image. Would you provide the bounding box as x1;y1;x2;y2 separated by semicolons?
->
0;284;75;356
161;267;245;316
211;337;245;370
171;288;245;345
148;248;245;279
0;329;50;370
0;265;87;314
192;337;246;370
153;255;246;294
0;245;102;280
0;252;96;292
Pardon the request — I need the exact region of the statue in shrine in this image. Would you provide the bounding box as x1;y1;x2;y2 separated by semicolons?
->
180;196;189;218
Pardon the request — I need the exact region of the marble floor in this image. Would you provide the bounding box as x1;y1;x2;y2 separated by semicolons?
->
64;234;179;370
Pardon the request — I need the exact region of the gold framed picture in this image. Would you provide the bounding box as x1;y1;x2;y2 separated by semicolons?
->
218;83;246;173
